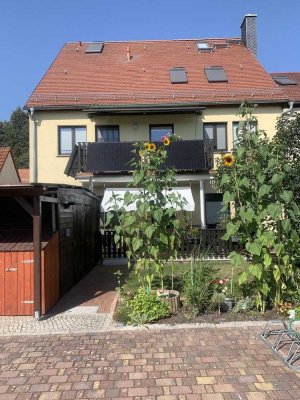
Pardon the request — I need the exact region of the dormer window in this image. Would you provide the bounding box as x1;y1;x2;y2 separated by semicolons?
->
169;67;188;84
204;66;228;82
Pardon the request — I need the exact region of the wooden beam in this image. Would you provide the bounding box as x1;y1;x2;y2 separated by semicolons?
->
40;196;58;204
33;195;41;319
14;197;34;216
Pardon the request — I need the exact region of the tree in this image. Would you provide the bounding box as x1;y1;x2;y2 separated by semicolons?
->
4;107;29;168
274;114;300;208
216;102;300;312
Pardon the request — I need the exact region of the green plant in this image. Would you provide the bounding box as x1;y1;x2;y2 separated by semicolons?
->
107;137;188;293
126;288;170;325
233;296;255;313
210;292;226;316
182;258;215;317
216;101;300;312
114;269;123;294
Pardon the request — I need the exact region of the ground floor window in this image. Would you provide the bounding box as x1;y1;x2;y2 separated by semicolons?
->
205;193;224;228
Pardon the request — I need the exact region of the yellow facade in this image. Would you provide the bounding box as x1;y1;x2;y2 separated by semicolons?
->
30;104;282;185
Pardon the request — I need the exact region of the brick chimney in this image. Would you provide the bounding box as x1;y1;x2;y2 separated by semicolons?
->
240;14;257;56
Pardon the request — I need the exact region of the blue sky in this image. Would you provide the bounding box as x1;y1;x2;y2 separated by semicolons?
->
1;0;299;120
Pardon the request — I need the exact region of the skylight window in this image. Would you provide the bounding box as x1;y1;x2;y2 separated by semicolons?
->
204;66;228;82
85;42;104;53
197;42;214;52
169;67;188;84
272;76;297;85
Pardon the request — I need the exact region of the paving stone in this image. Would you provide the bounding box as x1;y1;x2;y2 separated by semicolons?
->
0;325;299;399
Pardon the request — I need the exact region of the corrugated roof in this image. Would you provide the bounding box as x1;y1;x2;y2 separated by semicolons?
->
0;147;10;173
270;72;300;102
25;39;286;109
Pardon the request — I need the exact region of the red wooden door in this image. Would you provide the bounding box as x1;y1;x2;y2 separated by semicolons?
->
0;251;34;316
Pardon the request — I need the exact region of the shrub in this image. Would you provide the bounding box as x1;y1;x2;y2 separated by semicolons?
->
121;288;170;325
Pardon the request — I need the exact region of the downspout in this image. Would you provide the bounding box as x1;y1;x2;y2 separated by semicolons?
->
30;107;38;183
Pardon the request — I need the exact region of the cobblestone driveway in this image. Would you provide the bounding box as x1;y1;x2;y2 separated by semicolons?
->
0;325;300;399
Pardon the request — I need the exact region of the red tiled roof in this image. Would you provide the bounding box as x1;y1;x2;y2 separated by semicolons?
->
0;147;10;173
270;72;300;102
25;39;286;109
18;168;30;183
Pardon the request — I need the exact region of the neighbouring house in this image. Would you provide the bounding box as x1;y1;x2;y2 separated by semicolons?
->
18;168;30;183
0;147;20;184
24;14;290;229
270;73;300;114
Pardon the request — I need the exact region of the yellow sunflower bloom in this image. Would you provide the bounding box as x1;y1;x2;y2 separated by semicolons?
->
222;153;236;167
163;137;171;146
149;142;156;152
144;142;151;151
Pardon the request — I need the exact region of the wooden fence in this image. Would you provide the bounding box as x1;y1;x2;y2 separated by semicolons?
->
98;229;242;262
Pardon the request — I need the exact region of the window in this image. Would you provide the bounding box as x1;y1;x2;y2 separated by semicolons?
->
58;126;86;155
96;126;119;142
205;193;225;228
85;42;104;54
272;76;297;85
232;121;258;147
203;123;227;151
150;125;173;142
204;66;228;82
169;67;188;84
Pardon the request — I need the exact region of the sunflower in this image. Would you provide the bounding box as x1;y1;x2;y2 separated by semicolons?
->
148;142;156;152
222;153;236;167
144;142;151;151
163;137;171;146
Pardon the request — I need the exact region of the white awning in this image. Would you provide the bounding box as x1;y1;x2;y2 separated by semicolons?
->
101;187;195;212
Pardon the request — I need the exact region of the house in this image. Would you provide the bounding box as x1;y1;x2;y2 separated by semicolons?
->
270;73;300;114
0;147;20;184
24;14;289;228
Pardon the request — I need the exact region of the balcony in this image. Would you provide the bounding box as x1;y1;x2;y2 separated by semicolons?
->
65;140;212;178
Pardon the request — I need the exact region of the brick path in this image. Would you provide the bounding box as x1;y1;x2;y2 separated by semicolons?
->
0;325;300;399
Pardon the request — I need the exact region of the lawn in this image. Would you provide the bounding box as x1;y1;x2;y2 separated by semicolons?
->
121;259;248;295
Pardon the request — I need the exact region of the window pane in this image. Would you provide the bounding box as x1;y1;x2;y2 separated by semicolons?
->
216;124;226;150
232;122;240;146
203;125;213;141
75;127;86;144
60;127;72;154
96;126;119;142
205;194;225;226
150;126;173;141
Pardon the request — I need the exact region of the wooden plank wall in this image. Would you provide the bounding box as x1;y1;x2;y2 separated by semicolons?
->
58;187;99;295
41;231;59;314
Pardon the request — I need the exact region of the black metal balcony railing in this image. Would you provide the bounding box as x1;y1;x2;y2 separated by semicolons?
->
65;140;213;177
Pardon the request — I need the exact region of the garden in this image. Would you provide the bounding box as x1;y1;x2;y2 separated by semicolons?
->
107;102;300;326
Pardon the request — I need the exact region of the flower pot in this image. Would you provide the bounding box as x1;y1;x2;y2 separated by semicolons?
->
220;298;235;312
157;290;180;313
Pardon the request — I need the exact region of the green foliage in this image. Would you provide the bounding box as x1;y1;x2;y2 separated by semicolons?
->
123;288;170;325
107;138;188;292
182;259;215;316
233;297;255;313
216;101;300;312
274;113;300;207
0;107;29;168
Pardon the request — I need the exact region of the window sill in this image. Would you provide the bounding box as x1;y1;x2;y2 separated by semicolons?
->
57;154;70;157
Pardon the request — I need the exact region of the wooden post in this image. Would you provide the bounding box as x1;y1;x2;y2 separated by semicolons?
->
33;195;41;319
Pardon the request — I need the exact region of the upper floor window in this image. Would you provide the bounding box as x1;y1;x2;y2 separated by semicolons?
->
232;121;258;147
203;123;227;151
58;126;86;155
96;125;119;142
150;125;173;142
